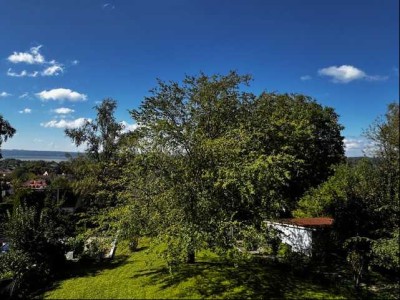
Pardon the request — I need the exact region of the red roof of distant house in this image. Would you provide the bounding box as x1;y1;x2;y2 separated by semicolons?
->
23;180;47;190
278;217;334;228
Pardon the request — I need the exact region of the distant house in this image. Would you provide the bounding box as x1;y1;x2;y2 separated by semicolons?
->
23;179;48;190
265;217;334;256
0;169;12;177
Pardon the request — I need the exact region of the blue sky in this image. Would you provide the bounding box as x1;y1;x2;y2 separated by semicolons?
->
0;0;398;156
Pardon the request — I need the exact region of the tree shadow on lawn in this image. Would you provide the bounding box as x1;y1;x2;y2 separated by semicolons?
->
68;255;130;277
132;246;149;252
132;257;343;299
41;254;131;295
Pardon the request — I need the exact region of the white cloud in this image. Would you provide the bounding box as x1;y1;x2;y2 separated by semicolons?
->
41;117;91;129
0;91;11;97
318;65;388;83
102;3;115;10
19;92;29;99
344;138;365;150
393;67;399;77
318;65;365;83
344;137;375;157
72;60;79;65
7;68;38;77
19;108;32;114
300;75;312;81
365;75;388;81
42;64;64;76
36;88;87;102
6;45;74;77
8;45;45;64
121;121;138;133
54;107;75;114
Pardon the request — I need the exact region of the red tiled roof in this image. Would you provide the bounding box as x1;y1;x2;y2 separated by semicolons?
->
23;180;47;189
278;217;334;228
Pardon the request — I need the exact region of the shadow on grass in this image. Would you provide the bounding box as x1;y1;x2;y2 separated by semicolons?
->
131;257;345;299
132;246;149;252
41;254;131;296
70;255;130;277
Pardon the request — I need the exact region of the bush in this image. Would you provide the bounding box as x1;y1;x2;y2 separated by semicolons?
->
372;231;399;275
2;205;67;297
240;225;266;252
277;243;311;273
82;237;112;262
65;234;85;258
128;236;139;252
0;250;50;298
277;243;292;258
344;236;372;289
265;228;281;255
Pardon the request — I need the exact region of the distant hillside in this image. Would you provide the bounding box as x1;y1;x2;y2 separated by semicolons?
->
346;156;378;165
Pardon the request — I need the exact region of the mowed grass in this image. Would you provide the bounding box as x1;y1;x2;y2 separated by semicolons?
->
44;239;351;299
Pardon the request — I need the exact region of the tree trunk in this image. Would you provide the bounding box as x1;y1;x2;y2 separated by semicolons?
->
186;251;195;264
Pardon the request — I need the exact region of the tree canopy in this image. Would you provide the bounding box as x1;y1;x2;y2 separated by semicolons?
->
295;102;399;276
126;71;345;263
65;99;123;162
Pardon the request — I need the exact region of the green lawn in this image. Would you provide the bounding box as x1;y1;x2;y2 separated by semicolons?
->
44;239;353;299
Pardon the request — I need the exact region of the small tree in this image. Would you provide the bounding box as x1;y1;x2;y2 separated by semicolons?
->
65;99;123;162
1;204;67;297
0;115;15;202
344;237;372;290
65;99;126;209
0;114;16;159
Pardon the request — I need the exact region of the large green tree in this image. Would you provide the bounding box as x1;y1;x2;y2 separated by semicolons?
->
295;103;399;277
365;103;399;219
65;99;123;162
127;71;344;264
65;99;126;206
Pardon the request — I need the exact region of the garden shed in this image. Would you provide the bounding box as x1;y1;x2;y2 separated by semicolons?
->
265;217;334;256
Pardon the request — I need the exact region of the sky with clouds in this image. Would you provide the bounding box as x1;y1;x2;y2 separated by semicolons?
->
0;0;398;156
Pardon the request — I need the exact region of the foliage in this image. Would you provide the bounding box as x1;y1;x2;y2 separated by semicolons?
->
1;204;67;297
239;224;267;252
82;237;112;262
344;236;372;289
65;234;85;257
265;227;281;255
295;103;399;285
295;159;384;239
126;71;344;264
65;99;124;162
65;99;128;213
364;102;399;232
0;115;16;159
372;230;400;274
365;103;399;163
0;249;49;297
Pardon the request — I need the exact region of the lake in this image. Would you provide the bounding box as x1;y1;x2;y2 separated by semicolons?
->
1;149;80;162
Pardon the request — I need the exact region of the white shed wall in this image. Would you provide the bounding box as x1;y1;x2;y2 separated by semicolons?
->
266;222;313;256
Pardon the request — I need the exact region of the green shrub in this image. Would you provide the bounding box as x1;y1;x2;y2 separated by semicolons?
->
82;237;112;262
240;225;266;252
372;231;399;274
277;243;292;258
66;234;85;258
128;236;139;252
2;205;67;297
